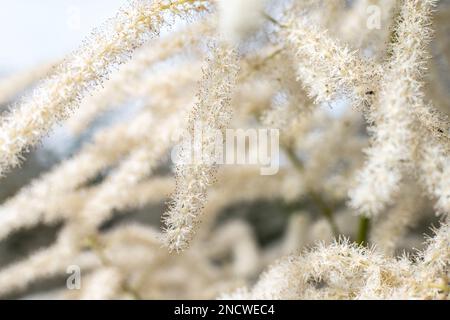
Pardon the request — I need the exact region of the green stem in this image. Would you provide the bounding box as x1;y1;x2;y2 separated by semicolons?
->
285;147;303;171
262;12;288;28
240;47;283;81
357;216;370;246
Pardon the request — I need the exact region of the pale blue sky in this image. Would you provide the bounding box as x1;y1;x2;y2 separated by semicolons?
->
0;0;124;73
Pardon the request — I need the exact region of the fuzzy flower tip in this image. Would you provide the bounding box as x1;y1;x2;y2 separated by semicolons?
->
162;43;239;252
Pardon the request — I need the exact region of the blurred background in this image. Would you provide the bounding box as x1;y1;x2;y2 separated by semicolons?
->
0;1;123;72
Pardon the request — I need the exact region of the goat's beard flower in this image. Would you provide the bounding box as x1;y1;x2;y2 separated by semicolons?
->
0;0;210;177
162;42;240;252
0;0;449;301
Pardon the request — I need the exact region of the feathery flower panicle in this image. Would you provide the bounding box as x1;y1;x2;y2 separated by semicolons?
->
223;221;449;300
65;21;212;134
0;58;201;241
419;139;450;215
224;239;390;299
163;42;240;252
392;218;450;299
0;98;195;243
349;0;438;216
0;110;154;241
0;0;210;177
418;218;450;279
0;0;449;301
412;103;450;145
58;97;191;239
286;17;380;108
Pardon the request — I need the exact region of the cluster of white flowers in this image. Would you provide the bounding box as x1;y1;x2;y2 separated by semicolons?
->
162;42;240;252
0;0;210;176
0;0;448;300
